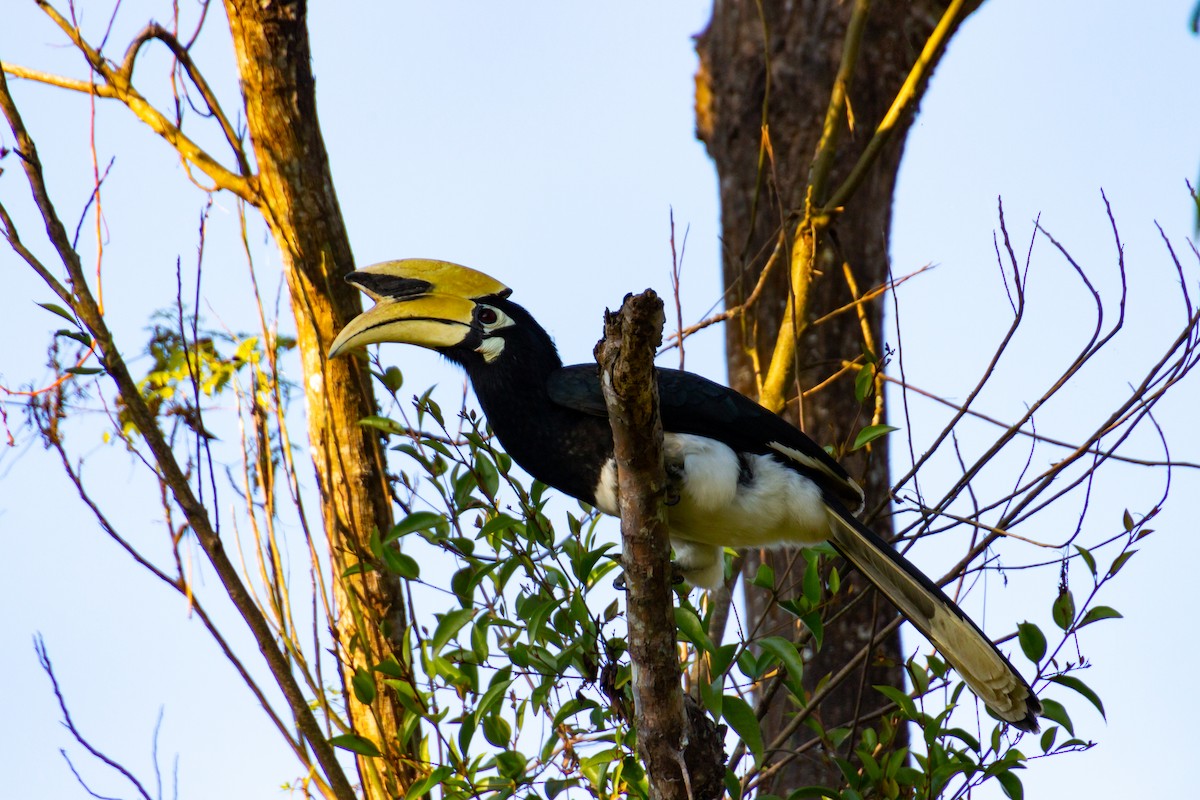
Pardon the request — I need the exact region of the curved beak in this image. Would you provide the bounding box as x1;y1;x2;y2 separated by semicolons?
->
328;259;510;358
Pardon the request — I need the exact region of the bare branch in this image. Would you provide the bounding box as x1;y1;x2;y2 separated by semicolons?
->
8;2;255;199
36;637;155;800
1;62;119;97
595;290;726;800
823;0;980;212
117;23;252;176
0;63;355;800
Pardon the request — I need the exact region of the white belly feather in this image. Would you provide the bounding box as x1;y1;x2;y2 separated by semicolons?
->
593;433;832;588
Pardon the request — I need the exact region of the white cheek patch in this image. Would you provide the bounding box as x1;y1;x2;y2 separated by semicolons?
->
475;336;506;363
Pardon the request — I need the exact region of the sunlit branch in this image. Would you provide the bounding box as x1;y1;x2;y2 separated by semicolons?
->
36;638;155;800
10;2;255;199
118;22;252;177
0;62;356;800
879;373;1200;471
823;0;979;213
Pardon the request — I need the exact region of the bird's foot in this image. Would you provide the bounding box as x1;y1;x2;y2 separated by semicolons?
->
611;564;687;592
664;460;685;507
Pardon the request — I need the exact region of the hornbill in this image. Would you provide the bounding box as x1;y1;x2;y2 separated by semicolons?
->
329;258;1042;731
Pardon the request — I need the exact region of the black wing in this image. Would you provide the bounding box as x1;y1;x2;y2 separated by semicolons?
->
546;364;863;509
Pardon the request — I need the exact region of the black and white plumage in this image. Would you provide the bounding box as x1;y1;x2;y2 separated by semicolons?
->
329;258;1042;731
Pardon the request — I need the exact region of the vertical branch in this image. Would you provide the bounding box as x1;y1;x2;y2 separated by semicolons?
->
594;290;680;798
594;290;724;800
220;2;420;791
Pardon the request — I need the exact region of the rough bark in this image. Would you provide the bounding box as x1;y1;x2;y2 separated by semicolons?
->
695;0;978;790
222;1;417;794
595;291;726;800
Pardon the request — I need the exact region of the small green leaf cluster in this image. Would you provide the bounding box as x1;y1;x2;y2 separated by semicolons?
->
336;371;643;799
39;301;103;375
117;316;295;441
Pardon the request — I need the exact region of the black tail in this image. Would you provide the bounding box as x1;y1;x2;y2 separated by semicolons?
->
823;501;1041;731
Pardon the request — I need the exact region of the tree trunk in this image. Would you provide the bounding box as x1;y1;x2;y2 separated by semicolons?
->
695;0;977;790
223;1;418;794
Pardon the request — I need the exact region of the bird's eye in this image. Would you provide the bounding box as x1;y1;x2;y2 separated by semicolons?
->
478;306;499;325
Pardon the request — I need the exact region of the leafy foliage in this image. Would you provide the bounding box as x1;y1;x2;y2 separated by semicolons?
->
116;314;296;442
284;361;1146;800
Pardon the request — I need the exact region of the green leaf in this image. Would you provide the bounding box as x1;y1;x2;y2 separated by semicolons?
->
751;563;776;589
906;658;929;695
479;668;513;718
431;607;475;653
799;611;824;651
1078;605;1122;628
496;749;528;780
482;713;512;747
382;679;429;718
943;726;980;752
329;733;381;757
852;424;899;451
386;511;445;542
857;749;881;781
545;778;579;800
341;562;373;578
38;302;78;324
452;470;478;508
381;365;404;394
474;455;500;498
373;656;406;679
873;684;918;721
1017;621;1047;663
995;769;1024;800
700;677;723;718
724;770;744;800
1074;545;1097;577
1049;675;1106;719
1122;509;1134;532
65;366;103;376
722;694;764;760
1052;589;1075;631
368;526;385;561
710;642;739;678
1039;726;1058;753
802;554;821;605
786;787;839;799
352;667;377;704
480;512;522;538
674;607;714;653
757;636;805;691
380;548;420;579
58;330;93;347
406;765;452;799
358;414;406;436
854;363;874;403
1108;550;1137;578
1038;698;1074;735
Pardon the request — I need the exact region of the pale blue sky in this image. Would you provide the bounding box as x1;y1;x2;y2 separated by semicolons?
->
2;2;1197;798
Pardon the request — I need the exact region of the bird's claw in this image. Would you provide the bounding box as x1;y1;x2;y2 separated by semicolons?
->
664;461;684;507
611;563;687;591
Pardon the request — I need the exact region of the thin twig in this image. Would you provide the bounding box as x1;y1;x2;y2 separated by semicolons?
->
36;637;155;800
